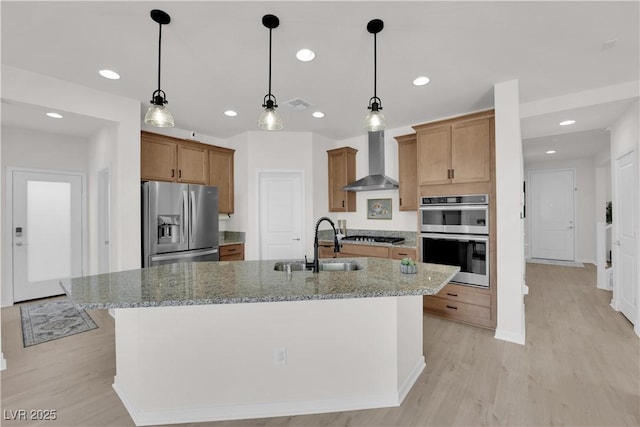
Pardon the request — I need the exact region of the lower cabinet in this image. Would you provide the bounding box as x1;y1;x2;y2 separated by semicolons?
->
318;243;418;262
220;243;244;261
423;283;495;329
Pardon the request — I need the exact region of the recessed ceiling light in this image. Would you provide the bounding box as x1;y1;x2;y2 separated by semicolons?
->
296;49;315;62
559;120;576;126
99;69;120;80
312;111;325;118
46;112;63;119
546;150;556;154
224;110;238;117
413;76;430;86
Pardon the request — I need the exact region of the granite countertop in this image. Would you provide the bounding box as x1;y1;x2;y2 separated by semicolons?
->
61;258;458;309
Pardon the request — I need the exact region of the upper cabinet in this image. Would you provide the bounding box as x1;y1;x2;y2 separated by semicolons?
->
208;146;235;214
395;133;418;211
327;147;357;212
413;110;494;187
140;131;235;213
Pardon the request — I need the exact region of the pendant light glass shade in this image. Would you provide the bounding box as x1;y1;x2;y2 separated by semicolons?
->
258;15;282;130
145;104;175;127
363;19;386;131
363;109;386;131
145;10;174;128
258;105;283;130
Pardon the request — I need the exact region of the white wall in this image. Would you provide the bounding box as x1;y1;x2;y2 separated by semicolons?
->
494;80;526;345
325;126;417;232
2;65;141;277
594;146;612;224
525;157;597;263
0;126;90;305
609;99;640;336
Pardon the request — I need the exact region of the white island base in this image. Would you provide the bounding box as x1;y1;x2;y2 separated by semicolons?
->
113;296;425;426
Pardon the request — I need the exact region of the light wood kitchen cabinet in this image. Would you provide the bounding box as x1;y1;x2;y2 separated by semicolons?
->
327;147;357;212
395;133;418;211
141;131;236;213
177;144;208;185
422;283;494;329
208;146;235;214
389;247;417;260
318;244;339;258
141;131;208;184
338;243;389;258
219;243;244;261
141;132;178;182
413;110;494;187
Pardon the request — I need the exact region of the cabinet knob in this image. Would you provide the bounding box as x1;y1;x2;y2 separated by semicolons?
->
446;305;458;310
171;169;175;178
342;200;345;208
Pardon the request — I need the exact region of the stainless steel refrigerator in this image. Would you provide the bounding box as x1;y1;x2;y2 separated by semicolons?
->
142;181;219;267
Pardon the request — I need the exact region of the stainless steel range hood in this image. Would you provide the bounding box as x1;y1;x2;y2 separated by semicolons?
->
342;131;399;192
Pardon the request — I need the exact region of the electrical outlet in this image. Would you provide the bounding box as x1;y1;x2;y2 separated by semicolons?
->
274;347;287;366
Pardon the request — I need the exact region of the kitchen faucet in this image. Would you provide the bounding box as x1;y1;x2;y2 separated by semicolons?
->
308;217;341;273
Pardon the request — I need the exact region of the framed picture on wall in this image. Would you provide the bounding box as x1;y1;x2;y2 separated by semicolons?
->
367;198;392;220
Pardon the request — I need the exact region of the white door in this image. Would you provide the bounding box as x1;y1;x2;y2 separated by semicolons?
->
529;169;576;261
258;171;304;260
613;151;637;324
11;170;83;302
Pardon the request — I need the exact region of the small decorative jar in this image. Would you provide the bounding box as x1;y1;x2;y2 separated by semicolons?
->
400;264;417;274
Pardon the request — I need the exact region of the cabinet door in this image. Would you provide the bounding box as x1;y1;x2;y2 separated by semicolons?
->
141;137;177;182
327;148;356;212
451;117;491;183
339;243;389;258
416;125;451;186
397;137;418;211
209;148;235;214
177;145;208;185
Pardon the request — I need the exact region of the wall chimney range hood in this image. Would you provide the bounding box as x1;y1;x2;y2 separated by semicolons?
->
342;131;399;192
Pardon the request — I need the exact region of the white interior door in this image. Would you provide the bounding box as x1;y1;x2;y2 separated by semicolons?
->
529;169;576;261
11;170;83;302
258;171;304;260
614;151;637;324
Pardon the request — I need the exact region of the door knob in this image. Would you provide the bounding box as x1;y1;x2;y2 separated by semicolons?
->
614;240;621;246
292;238;301;241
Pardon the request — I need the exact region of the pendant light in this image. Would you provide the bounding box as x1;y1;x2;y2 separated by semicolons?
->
144;9;174;128
257;14;283;131
363;19;386;131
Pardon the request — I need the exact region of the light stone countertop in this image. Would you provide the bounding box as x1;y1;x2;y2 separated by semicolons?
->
61;258;459;309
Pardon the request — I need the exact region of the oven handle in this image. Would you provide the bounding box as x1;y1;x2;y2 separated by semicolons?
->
420;233;488;242
419;205;488;211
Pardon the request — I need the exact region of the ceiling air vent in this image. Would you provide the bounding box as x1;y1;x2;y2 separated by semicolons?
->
282;98;312;111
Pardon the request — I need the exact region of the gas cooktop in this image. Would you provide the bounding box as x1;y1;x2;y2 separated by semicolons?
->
341;235;405;244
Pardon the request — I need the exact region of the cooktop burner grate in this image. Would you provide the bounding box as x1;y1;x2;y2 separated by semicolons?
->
341;235;405;244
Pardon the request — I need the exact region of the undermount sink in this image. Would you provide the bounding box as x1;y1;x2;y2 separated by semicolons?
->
273;261;362;272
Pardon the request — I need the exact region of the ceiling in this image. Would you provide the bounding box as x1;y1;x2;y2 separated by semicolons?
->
1;1;638;160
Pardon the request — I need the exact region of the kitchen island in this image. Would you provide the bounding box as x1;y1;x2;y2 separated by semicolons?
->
62;258;458;426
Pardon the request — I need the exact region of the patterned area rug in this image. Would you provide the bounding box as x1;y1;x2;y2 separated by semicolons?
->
527;258;584;268
20;300;98;347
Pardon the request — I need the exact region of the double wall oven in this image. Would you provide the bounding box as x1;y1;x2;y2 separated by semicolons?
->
420;194;489;288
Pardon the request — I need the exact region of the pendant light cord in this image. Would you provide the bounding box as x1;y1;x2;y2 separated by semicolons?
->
268;27;272;97
373;32;377;100
157;23;163;93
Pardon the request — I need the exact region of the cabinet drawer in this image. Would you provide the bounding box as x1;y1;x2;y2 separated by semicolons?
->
435;283;490;307
220;243;244;258
339;243;389;258
389;247;417;260
220;253;244;261
318;244;338;258
423;295;492;322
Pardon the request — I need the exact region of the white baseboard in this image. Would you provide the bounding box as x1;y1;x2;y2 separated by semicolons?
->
114;377;406;427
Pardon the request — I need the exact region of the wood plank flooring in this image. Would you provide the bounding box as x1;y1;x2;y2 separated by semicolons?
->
1;263;638;426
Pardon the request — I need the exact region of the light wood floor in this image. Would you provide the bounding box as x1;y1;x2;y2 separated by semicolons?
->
2;263;638;427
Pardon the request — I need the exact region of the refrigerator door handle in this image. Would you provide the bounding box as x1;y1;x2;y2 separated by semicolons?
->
182;190;188;244
190;190;196;244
